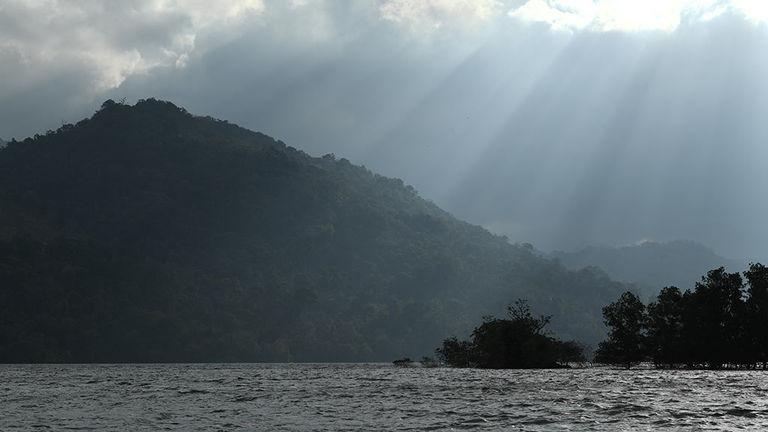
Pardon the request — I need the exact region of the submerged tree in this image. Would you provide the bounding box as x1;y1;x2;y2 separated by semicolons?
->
437;300;583;369
744;263;768;368
594;291;646;368
436;337;475;368
598;264;768;370
685;268;744;369
646;286;684;368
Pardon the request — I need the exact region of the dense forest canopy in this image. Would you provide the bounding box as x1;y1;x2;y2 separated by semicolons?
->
0;99;627;362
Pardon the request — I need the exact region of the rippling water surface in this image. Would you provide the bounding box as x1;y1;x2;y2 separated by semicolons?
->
3;363;768;430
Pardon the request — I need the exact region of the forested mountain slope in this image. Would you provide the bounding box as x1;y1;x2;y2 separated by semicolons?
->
0;99;625;362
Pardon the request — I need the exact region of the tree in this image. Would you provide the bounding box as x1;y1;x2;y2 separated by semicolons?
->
685;268;744;369
437;300;582;369
744;263;768;368
436;337;475;368
554;340;587;364
470;300;556;369
506;299;551;335
595;291;646;368
598;265;768;370
646;286;684;368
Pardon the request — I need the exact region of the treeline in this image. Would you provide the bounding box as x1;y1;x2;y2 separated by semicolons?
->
596;264;768;369
436;300;586;369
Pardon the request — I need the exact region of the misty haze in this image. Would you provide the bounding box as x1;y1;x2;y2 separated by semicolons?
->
3;1;768;430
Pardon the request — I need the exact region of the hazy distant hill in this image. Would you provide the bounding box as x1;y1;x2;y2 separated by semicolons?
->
551;240;746;298
0;99;626;363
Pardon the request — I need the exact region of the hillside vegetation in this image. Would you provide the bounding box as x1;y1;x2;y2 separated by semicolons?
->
0;99;626;362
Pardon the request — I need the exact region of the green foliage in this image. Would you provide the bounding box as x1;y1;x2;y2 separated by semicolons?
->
0;99;626;362
436;301;584;369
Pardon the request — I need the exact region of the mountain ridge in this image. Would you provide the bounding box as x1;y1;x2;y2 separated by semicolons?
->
0;99;626;362
551;240;747;298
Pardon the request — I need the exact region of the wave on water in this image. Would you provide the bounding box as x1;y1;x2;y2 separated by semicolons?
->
2;363;768;431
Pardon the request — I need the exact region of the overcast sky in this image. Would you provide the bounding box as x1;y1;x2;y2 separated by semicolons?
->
3;0;768;260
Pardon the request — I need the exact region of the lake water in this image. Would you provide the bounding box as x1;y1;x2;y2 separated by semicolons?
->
2;363;768;431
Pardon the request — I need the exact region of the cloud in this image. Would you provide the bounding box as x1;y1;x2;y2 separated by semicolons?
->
0;0;504;100
508;0;768;33
507;0;597;31
379;0;505;31
0;0;264;95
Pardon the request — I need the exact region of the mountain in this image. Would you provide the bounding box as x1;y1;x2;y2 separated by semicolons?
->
0;99;626;363
551;240;747;298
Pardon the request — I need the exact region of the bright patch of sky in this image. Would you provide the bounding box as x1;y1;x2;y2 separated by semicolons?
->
509;0;768;32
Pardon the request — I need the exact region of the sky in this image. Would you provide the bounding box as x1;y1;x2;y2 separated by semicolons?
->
2;0;768;260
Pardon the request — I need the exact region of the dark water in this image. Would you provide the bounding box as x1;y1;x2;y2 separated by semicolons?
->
3;363;768;431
